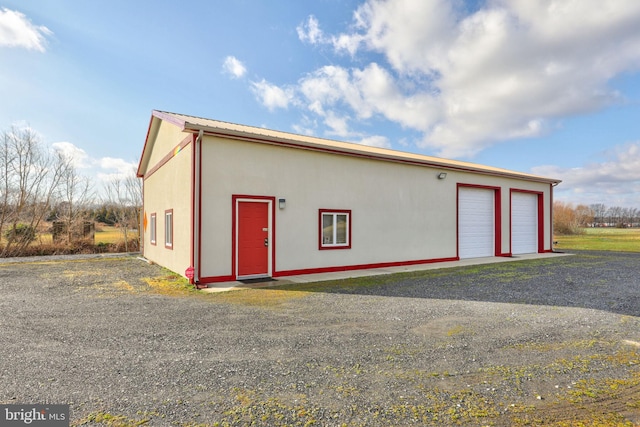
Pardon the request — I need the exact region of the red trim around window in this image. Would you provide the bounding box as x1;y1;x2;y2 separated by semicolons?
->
319;209;352;250
150;213;157;246
164;209;173;250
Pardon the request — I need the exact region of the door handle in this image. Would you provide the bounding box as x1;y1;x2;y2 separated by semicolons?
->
264;238;269;247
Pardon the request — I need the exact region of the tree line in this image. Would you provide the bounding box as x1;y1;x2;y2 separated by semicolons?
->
1;125;141;257
554;201;640;235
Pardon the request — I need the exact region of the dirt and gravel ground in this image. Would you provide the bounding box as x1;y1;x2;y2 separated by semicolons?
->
0;251;639;426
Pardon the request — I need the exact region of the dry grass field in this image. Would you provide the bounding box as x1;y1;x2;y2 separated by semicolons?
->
1;224;139;256
93;226;138;244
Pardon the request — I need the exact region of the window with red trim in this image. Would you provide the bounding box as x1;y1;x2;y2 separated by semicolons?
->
150;213;157;245
320;210;351;249
164;209;173;249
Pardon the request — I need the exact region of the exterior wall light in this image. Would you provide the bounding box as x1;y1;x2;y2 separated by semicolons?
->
437;172;447;180
279;198;286;209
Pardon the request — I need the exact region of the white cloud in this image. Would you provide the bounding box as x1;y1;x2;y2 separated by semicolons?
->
336;0;457;71
222;55;247;79
50;141;137;188
299;66;361;115
250;79;294;111
297;15;326;44
357;135;391;148
532;142;640;207
275;1;640;158
295;63;441;139
52;142;91;169
0;8;52;52
323;110;352;138
291;115;318;136
98;157;137;182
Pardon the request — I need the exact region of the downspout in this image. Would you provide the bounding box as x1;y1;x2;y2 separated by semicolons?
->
193;129;206;289
140;179;145;255
551;182;559;252
185;130;203;289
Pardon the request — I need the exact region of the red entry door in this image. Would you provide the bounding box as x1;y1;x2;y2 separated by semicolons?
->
238;201;269;277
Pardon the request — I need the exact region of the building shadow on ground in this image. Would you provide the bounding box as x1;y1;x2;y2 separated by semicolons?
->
271;250;640;317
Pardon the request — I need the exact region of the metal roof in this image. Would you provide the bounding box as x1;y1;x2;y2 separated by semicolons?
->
140;110;561;184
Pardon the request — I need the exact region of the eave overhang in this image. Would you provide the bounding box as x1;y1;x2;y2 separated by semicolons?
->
138;110;562;185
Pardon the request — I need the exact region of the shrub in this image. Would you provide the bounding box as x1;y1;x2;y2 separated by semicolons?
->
4;224;37;243
554;201;589;235
113;237;140;253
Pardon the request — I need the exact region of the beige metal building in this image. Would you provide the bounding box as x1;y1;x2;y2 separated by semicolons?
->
137;110;561;288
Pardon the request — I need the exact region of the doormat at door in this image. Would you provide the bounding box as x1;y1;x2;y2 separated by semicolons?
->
239;277;277;285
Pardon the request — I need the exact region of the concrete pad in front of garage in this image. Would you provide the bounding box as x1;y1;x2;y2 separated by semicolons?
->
201;251;572;293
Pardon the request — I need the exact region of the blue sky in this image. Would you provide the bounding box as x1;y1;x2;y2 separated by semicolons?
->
1;0;639;207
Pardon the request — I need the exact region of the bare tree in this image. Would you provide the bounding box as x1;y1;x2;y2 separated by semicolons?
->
557;202;640;231
0;128;14;240
620;207;636;228
54;153;95;243
589;203;607;226
0;126;65;257
631;207;640;227
104;170;142;252
574;204;594;227
606;206;623;228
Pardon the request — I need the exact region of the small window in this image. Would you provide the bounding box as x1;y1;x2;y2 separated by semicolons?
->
165;209;173;249
150;213;157;245
319;209;351;249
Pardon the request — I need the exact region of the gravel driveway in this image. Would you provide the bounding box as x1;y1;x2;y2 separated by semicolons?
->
0;251;639;426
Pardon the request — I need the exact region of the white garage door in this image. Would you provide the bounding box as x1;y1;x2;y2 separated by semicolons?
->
512;192;538;255
459;187;494;259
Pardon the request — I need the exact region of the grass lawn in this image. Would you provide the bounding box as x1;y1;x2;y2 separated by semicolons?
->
555;227;640;252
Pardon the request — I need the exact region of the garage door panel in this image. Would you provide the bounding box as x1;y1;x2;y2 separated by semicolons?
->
512;192;538;255
459;188;494;259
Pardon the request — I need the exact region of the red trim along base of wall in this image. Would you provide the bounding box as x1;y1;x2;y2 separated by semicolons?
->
197;256;460;284
198;275;235;285
274;257;460;277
